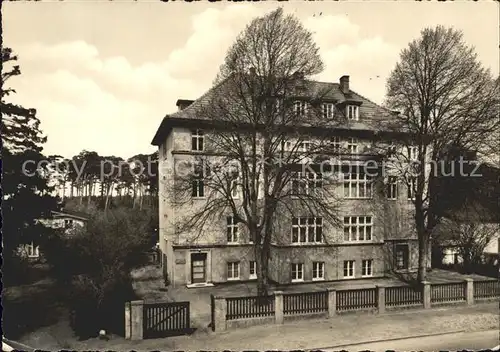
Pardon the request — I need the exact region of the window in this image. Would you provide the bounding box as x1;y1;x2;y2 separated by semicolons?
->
64;219;73;228
407;176;417;200
386;176;398;200
281;140;293;152
249;261;257;279
192;167;205;198
346;105;359;120
298;141;311;152
292;172;323;195
26;242;39;258
291;263;304;282
227;262;240;280
230;173;240;199
343;260;355;278
343;216;373;242
294;101;308;116
291;217;323;244
322;103;334;119
227;216;238;243
395;244;409;270
408;146;418;160
191;130;204;151
332;136;341;153
344;173;373;199
362;259;373;277
347;138;358;154
312;261;325;280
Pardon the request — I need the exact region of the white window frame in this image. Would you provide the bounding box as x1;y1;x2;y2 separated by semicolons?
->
291;263;304;282
192;178;205;198
362;259;373;277
26;241;40;258
343;260;355;279
292;172;323;196
387;176;398;200
343;216;373;242
343;173;373;199
191;129;204;151
291;217;323;244
294;101;308;117
249;261;257;279
312;261;325;281
332;136;341;153
346;105;359;120
298;140;311;153
322;103;334;119
227;261;240;280
226;216;239;244
347;138;358;154
407;146;418;160
408;176;417;200
281;140;293;152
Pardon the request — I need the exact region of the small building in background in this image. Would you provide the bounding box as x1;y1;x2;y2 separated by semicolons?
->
17;210;89;260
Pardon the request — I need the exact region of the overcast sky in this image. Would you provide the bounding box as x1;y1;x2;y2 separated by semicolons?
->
3;1;498;159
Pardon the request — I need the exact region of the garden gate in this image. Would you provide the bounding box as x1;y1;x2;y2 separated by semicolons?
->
142;301;191;339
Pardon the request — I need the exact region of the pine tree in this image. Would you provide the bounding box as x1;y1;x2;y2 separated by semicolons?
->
1;47;59;269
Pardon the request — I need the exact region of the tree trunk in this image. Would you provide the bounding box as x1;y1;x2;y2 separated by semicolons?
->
105;182;114;211
255;243;270;297
417;232;428;282
139;185;144;210
132;183;138;209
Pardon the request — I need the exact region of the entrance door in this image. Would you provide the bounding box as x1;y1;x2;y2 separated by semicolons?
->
395;244;409;270
191;253;207;284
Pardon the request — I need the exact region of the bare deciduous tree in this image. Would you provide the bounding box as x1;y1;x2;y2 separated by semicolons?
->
384;25;500;282
166;8;348;295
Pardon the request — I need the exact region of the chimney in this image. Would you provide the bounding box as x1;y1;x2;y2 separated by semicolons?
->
339;75;350;94
176;99;194;111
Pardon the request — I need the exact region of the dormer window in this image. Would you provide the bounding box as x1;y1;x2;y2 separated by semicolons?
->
294;101;308;117
191;130;204;151
346;105;359;120
322;103;334;119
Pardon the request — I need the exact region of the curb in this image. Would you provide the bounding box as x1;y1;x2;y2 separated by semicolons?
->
307;330;468;351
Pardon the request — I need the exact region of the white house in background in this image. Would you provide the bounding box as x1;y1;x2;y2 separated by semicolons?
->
442;234;500;265
18;210;89;260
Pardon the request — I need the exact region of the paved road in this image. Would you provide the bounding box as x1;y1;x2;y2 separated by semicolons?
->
322;330;500;352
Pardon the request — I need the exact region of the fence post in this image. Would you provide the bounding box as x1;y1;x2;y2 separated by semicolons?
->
327;288;336;318
124;302;131;339
465;278;474;305
213;296;227;332
422;281;431;309
376;285;386;314
274;291;284;324
130;300;144;340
